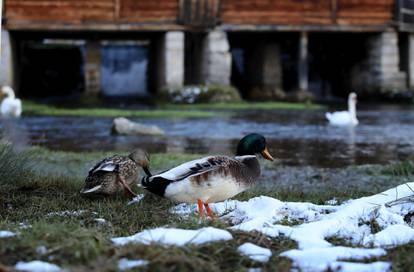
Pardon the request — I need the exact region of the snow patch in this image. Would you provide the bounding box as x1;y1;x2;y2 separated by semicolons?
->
238;243;272;262
118;258;148;270
172;182;414;271
329;261;391;272
281;246;387;271
127;194;145;206
0;230;16;238
363;224;414;247
112;227;232;246
46;210;86;217
94;218;107;224
15;260;61;272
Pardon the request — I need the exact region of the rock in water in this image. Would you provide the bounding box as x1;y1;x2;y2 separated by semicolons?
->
112;117;164;136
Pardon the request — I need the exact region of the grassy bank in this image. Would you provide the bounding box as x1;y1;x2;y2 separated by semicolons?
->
164;101;324;111
23;100;323;119
0;146;413;271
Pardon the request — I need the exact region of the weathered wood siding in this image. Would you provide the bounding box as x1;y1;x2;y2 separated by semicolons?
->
336;0;394;25
118;0;178;22
220;0;333;25
4;0;396;30
5;0;116;23
220;0;394;26
4;0;178;29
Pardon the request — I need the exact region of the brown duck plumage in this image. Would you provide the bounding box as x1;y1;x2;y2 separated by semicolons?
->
81;149;150;198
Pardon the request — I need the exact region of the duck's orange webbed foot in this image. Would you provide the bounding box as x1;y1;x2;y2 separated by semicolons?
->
204;203;215;220
197;199;204;222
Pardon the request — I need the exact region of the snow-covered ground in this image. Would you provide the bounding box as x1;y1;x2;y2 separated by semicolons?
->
112;227;233;246
170;182;414;271
15;260;61;272
0;230;16;238
238;243;272;262
118;258;148;271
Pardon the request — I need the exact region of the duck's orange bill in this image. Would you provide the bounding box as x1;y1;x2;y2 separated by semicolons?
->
261;148;274;161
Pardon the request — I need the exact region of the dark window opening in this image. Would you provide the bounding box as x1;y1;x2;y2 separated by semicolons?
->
308;33;369;99
228;33;299;99
19;41;84;98
184;32;204;85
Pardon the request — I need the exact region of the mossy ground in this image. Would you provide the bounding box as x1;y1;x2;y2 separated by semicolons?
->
0;146;413;271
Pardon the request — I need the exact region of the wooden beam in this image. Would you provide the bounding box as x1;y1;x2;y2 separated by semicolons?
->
4;21;187;31
220;23;392;32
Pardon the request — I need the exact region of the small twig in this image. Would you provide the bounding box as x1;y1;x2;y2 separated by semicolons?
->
405;183;414;194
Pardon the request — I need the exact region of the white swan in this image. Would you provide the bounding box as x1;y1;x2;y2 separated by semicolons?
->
0;86;22;117
326;92;358;126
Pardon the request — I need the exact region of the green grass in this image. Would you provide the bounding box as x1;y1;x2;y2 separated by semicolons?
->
22;100;323;119
0;146;413;271
23;100;223;119
381;158;414;177
165;101;324;111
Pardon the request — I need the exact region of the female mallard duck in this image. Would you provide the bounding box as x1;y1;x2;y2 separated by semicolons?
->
81;149;151;198
0;86;22;117
141;133;274;219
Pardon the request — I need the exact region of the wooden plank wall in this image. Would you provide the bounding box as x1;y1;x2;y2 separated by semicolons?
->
336;0;394;25
118;0;178;22
220;0;394;26
5;0;116;23
4;0;178;25
4;0;395;29
220;0;333;25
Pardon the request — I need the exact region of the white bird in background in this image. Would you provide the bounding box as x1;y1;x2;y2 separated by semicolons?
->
326;92;358;126
0;86;22;117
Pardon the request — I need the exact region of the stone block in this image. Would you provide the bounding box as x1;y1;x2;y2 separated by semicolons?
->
0;30;13;88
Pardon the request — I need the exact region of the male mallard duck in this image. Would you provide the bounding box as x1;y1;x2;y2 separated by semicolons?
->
141;133;274;219
81;149;151;198
0;86;22;117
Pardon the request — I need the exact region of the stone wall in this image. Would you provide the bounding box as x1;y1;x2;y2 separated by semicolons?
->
351;31;407;93
0;30;14;88
200;30;231;85
408;34;414;89
158;31;184;91
247;42;283;99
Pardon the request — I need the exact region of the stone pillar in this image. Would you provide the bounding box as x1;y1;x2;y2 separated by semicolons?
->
247;42;283;99
262;44;282;91
157;31;184;92
201;30;231;85
84;41;101;94
408;34;414;88
0;30;14;88
298;32;309;92
367;31;406;92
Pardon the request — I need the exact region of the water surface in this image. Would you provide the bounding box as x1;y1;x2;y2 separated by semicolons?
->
1;106;414;168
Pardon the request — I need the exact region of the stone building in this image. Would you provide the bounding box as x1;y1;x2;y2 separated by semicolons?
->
1;0;413;100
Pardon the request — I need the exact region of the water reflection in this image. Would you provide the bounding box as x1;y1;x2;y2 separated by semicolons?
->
1;107;413;168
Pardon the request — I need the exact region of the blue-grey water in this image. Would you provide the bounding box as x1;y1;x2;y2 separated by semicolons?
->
1;107;414;168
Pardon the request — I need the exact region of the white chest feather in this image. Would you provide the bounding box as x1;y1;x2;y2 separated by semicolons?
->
164;174;247;203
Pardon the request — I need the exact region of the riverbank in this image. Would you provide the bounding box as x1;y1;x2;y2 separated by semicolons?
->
0;146;413;271
22;100;323;119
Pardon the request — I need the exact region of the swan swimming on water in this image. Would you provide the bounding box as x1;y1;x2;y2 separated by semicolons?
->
0;86;22;118
325;92;358;126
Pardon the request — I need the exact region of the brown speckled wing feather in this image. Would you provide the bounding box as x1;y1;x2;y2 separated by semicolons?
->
189;155;260;185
